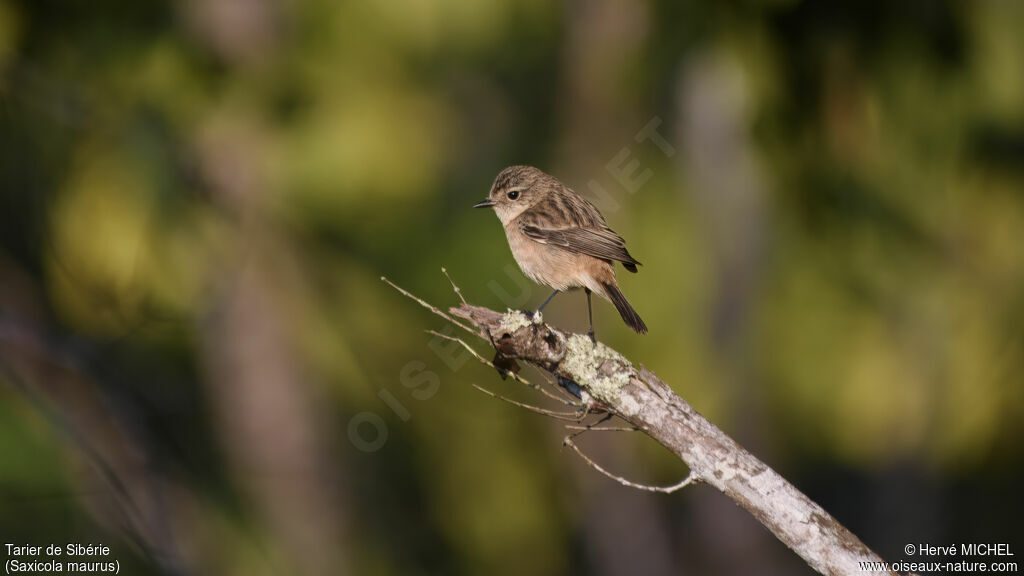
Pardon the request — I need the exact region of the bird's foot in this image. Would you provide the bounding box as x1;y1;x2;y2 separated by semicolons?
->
586;329;596;344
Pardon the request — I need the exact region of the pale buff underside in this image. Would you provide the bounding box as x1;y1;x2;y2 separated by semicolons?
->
504;222;616;300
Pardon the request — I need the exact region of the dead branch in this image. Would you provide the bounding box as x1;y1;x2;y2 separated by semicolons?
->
386;277;897;576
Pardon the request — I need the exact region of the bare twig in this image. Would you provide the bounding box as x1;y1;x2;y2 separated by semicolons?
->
382;276;481;340
441;267;468;307
470;384;584;421
563;436;698;494
565;413;638;433
565;412;614;440
564;425;638;432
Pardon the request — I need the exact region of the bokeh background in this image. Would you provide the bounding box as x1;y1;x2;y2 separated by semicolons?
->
1;0;1023;574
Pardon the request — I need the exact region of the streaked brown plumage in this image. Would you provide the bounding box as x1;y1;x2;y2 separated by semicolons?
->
474;165;647;336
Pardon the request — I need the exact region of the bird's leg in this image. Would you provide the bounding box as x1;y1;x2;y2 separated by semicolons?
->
534;289;560;319
585;288;596;342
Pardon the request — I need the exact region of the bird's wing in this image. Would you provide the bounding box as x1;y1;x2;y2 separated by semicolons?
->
520;223;638;264
517;188;642;270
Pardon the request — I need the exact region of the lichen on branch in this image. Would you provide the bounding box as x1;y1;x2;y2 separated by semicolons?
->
560;335;631;404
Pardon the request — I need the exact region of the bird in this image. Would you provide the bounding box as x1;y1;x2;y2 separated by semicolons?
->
474;165;647;338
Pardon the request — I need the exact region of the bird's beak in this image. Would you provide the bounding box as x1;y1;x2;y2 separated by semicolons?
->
474;198;497;208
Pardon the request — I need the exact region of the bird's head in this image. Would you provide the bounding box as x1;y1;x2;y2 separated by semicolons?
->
474;165;550;225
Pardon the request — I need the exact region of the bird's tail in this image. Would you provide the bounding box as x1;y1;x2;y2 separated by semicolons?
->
602;282;647;334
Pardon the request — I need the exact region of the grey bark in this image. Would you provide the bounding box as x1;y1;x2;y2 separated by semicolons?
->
449;304;897;576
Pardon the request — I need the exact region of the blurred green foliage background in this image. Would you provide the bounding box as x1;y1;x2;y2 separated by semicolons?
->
1;0;1022;574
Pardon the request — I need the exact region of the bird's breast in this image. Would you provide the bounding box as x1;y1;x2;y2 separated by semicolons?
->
504;225;586;291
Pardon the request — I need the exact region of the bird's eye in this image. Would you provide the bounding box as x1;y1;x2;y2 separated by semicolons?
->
507;190;520;200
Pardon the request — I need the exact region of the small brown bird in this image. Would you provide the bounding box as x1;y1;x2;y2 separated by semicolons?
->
475;165;647;337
